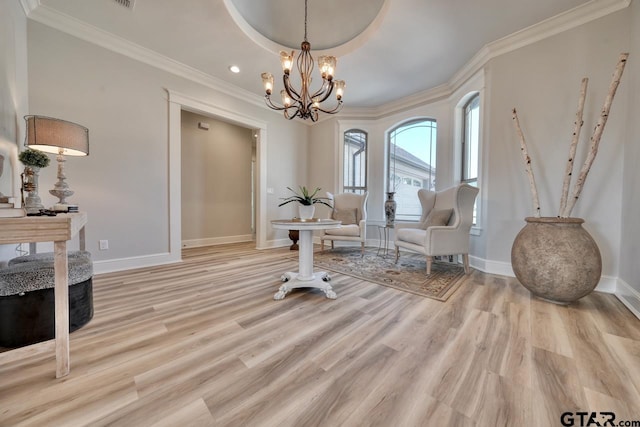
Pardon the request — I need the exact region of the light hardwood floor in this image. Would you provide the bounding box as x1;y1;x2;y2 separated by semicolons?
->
1;243;639;426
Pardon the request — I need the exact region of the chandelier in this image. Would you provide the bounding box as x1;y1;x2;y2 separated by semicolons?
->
261;0;345;122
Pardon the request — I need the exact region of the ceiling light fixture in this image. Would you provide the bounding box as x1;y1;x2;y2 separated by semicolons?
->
229;65;240;73
261;0;345;122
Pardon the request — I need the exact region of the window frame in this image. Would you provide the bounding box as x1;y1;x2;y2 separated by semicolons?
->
461;93;480;227
462;94;480;186
386;118;438;222
342;128;368;194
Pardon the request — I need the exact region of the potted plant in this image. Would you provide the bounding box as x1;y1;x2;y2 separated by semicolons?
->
510;53;628;304
19;148;51;169
18;148;50;214
278;186;332;219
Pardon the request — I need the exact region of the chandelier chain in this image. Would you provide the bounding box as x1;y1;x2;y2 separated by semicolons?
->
304;0;308;42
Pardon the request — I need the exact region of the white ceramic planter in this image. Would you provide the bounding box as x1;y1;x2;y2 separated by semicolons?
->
298;205;315;220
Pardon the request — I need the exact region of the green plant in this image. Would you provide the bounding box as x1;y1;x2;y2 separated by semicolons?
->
18;148;50;168
278;186;332;208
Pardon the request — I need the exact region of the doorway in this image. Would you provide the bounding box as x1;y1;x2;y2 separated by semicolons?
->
167;90;268;262
180;111;256;248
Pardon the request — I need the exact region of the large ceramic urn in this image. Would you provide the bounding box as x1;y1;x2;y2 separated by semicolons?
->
511;217;602;304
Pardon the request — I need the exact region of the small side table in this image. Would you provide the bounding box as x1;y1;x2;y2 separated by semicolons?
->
377;224;394;256
271;219;342;300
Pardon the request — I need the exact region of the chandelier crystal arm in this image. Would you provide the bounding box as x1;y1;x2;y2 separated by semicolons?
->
283;74;302;101
264;93;306;121
310;80;335;104
314;101;343;115
308;79;330;100
264;95;287;111
283;109;301;120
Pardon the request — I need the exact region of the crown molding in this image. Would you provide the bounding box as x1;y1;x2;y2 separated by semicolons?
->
377;83;452;118
26;0;631;121
378;0;631;118
19;0;40;16
26;4;266;109
489;0;631;59
167;89;268;130
337;107;382;119
339;83;451;120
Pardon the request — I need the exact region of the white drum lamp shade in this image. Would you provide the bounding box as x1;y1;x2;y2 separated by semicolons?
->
24;115;89;207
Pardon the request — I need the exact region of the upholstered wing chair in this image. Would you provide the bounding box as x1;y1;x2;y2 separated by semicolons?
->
394;184;479;275
321;192;368;255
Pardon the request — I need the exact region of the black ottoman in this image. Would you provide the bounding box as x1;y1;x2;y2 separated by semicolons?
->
0;252;94;348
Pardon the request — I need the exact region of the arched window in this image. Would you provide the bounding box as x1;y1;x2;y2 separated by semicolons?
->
387;119;437;221
343;129;367;194
462;94;480;224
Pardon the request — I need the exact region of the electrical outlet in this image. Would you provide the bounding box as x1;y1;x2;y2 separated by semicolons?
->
99;240;109;250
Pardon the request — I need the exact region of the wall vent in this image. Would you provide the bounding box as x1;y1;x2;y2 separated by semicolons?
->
113;0;135;10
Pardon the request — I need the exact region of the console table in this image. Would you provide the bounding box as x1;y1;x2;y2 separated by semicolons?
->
271;219;341;300
0;212;87;378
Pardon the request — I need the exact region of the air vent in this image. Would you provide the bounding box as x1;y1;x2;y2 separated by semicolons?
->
113;0;135;10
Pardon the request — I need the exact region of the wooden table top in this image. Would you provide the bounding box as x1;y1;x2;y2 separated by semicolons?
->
0;212;87;244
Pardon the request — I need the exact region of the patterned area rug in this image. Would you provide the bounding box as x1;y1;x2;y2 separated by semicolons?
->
312;247;467;301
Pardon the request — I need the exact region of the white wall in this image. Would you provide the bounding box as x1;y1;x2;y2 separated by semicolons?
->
310;100;451;229
17;2;639;297
0;0;28;263
25;21;309;270
311;9;630;286
618;0;640;314
307;118;338;220
181;111;254;246
484;10;629;280
449;71;486;260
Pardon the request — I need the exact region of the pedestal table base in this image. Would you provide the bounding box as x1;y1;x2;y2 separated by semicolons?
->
271;219;342;301
273;271;336;300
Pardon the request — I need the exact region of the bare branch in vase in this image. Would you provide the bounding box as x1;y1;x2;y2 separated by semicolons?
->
512;108;541;217
564;52;628;217
559;77;588;217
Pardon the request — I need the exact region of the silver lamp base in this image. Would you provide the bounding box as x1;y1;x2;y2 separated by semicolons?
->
50;152;75;205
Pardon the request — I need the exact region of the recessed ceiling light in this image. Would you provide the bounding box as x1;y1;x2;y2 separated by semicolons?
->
229;65;240;74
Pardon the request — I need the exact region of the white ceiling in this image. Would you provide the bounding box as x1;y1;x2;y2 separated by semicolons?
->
39;0;594;108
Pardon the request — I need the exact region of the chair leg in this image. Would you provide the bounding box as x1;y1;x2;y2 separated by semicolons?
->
426;256;433;275
320;238;324;252
331;241;334;249
395;246;399;263
361;242;365;257
463;253;470;274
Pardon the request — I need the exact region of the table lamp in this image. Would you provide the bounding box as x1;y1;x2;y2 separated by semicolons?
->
24;115;89;211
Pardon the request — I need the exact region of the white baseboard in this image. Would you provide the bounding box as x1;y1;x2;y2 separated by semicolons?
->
615;278;640;320
182;234;254;248
469;255;618;295
469;256;514;277
594;275;617;294
94;252;181;275
258;238;292;250
95;238;284;273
